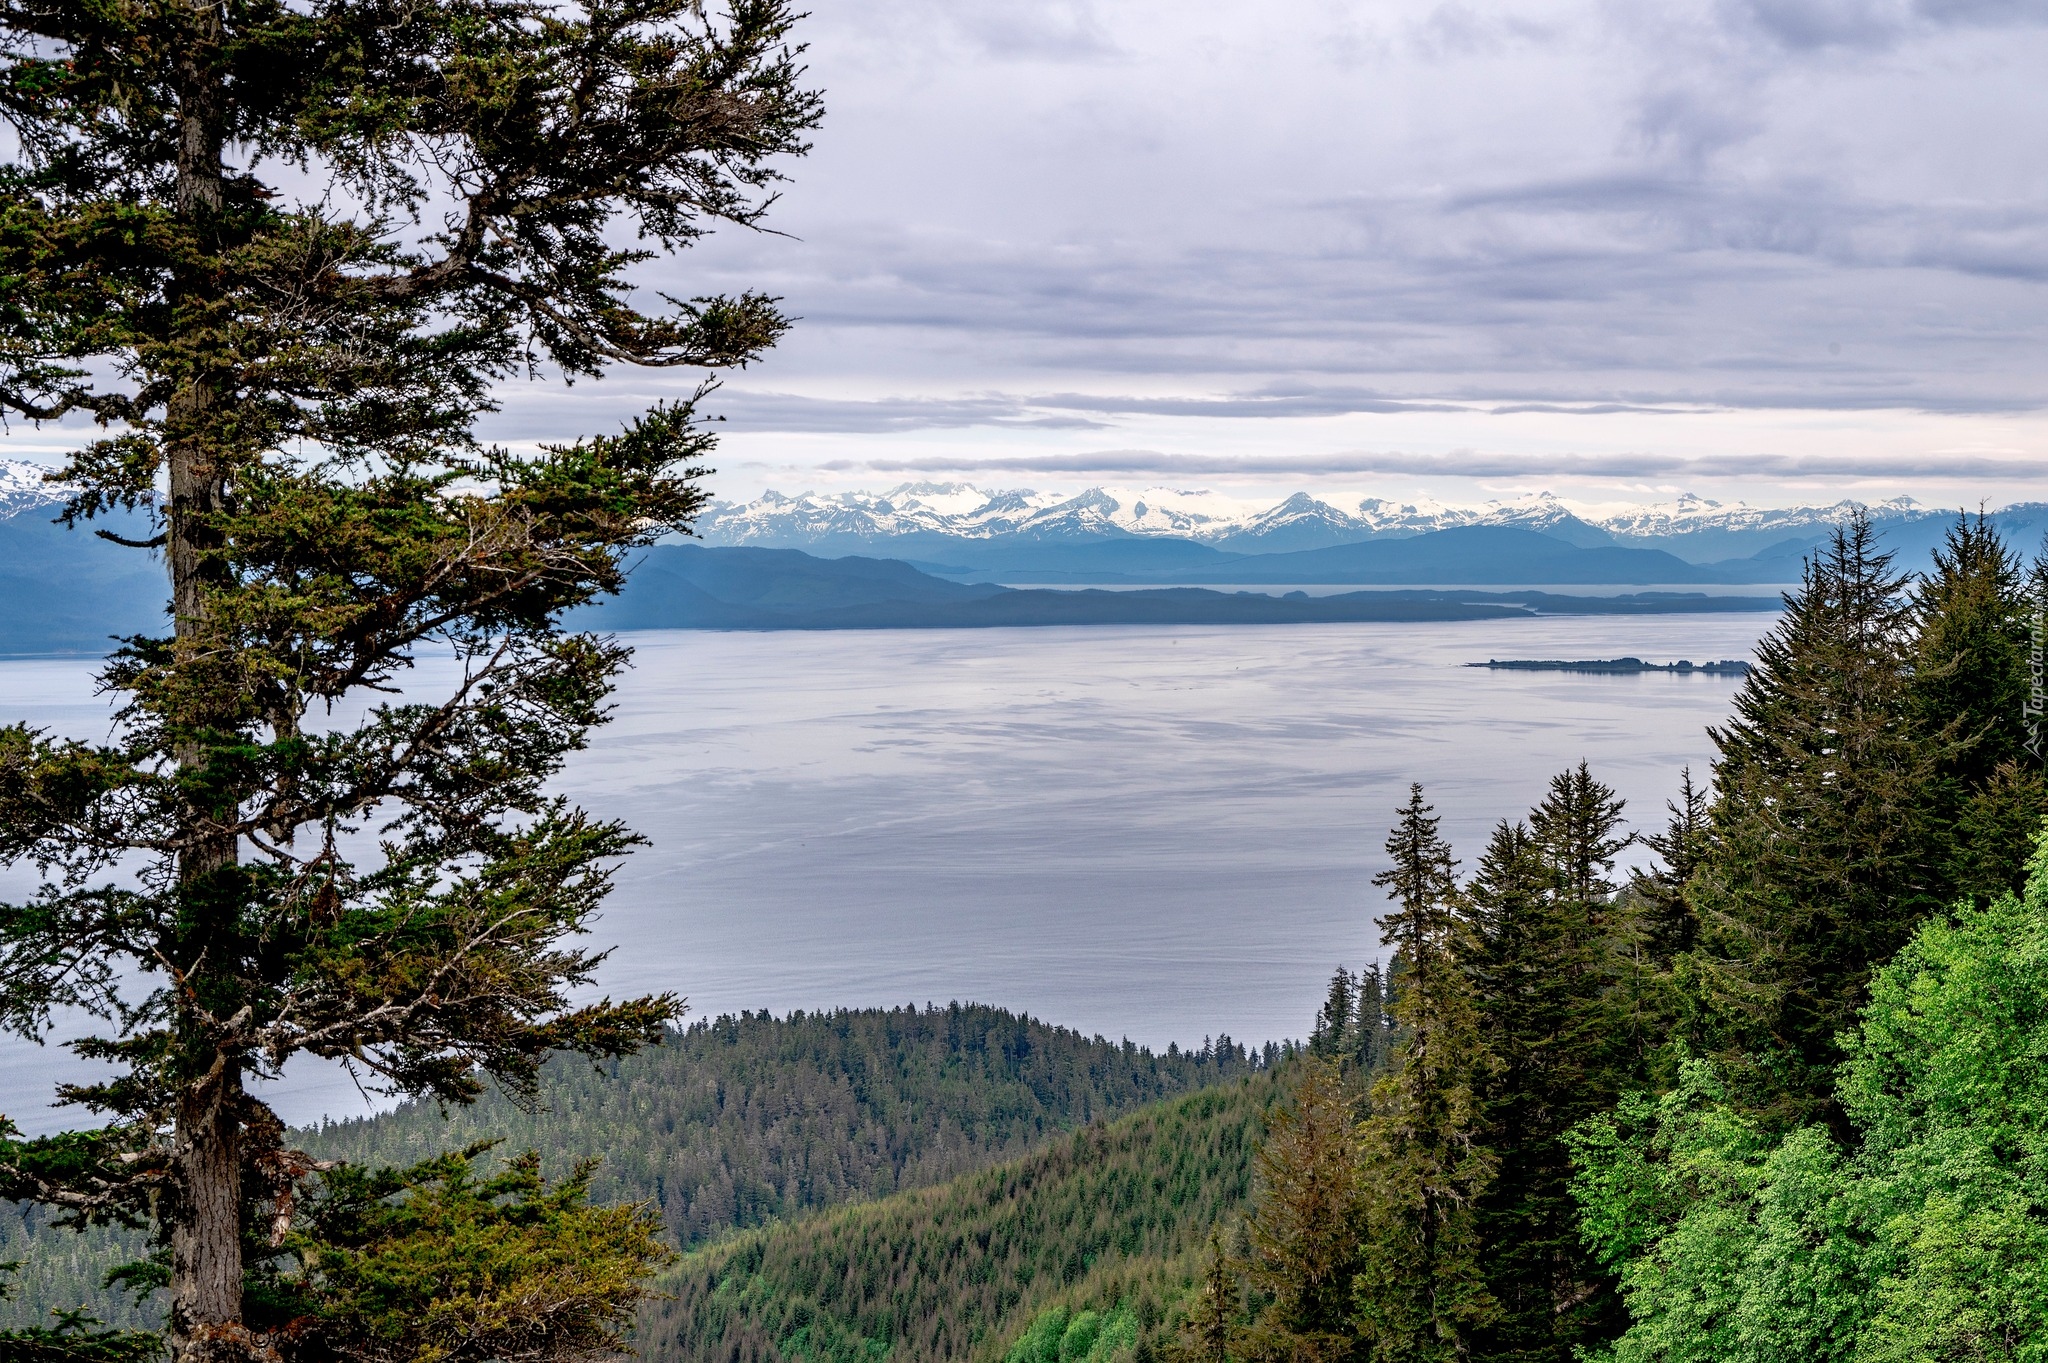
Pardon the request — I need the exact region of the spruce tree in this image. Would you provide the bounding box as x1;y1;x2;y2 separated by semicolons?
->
1354;785;1495;1363
1909;513;2045;902
0;5;819;1361
1691;513;1945;1126
1175;1229;1242;1363
1243;1060;1369;1363
1312;967;1358;1061
1628;768;1709;967
1460;769;1633;1363
1353;961;1399;1077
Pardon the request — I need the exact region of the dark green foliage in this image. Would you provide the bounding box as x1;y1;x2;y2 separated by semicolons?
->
251;1146;673;1363
1171;1233;1241;1363
305;1004;1258;1252
1352;787;1495;1363
1910;514;2048;904
0;1;820;1357
644;1073;1283;1363
1689;514;1949;1125
1459;767;1634;1363
1629;769;1709;969
8;1005;1252;1333
1308;965;1398;1078
0;1260;157;1363
1310;970;1357;1063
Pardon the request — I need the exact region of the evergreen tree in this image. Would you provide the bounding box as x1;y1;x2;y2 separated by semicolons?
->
1460;769;1633;1363
1353;962;1400;1078
250;1145;673;1363
1690;514;1946;1126
1571;831;2048;1363
1354;786;1495;1363
1909;513;2046;902
0;1261;155;1363
1175;1230;1242;1363
1242;1061;1368;1363
1629;768;1710;968
0;5;820;1362
1312;968;1359;1061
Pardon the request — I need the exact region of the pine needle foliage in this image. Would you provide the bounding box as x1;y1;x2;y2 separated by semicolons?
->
1690;514;1948;1126
1458;767;1635;1363
253;1146;674;1363
1240;1061;1368;1363
1170;1232;1242;1363
1628;769;1709;970
0;1261;157;1363
1909;513;2047;903
0;3;821;1359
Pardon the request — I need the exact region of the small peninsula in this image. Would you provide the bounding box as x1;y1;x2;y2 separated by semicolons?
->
1469;656;1753;675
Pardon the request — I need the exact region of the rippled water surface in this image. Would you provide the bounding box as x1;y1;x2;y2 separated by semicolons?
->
1;616;1771;1129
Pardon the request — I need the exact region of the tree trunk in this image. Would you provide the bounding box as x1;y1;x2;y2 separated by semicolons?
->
169;1060;250;1363
166;6;250;1361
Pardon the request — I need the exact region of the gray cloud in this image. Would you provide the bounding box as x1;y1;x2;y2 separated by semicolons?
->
709;381;2048;436
473;0;2048;469
1726;0;2048;51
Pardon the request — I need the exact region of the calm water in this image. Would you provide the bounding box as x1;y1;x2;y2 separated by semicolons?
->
0;616;1769;1131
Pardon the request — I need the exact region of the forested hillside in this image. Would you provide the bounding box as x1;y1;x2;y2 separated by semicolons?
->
643;1071;1285;1363
3;1005;1256;1335
306;1003;1260;1251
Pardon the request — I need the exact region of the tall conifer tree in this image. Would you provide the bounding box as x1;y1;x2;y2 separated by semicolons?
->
1177;1229;1243;1363
1354;786;1494;1363
1691;513;1944;1126
0;5;820;1361
1312;967;1359;1061
1460;769;1632;1363
1629;769;1709;968
1244;1061;1369;1363
1909;513;2045;902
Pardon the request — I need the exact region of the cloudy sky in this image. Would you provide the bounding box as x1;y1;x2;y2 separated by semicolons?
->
13;0;2048;512
559;0;2043;511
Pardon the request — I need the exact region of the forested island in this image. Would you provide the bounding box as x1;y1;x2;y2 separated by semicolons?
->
1469;656;1754;674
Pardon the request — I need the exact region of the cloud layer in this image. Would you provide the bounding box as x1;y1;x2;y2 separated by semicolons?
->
650;0;2048;442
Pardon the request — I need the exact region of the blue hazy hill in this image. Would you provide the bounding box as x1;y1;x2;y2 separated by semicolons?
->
571;544;1779;629
0;510;167;654
1151;525;1742;585
0;520;1787;654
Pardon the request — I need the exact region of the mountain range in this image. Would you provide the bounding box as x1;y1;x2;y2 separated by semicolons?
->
0;459;2032;651
693;481;2041;564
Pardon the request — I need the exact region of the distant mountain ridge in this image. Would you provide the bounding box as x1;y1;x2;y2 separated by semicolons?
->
570;544;1782;631
0;459;2031;563
690;479;2010;563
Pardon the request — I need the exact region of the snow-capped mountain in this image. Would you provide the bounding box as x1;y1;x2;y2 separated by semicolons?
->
693;484;1855;556
0;458;68;519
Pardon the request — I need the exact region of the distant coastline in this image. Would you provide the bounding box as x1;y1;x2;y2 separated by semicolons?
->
1469;657;1753;675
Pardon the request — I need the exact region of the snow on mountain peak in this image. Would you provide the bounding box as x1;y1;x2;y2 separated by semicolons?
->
0;458;70;518
688;481;2005;552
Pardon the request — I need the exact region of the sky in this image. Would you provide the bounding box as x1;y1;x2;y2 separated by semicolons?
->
10;0;2048;512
